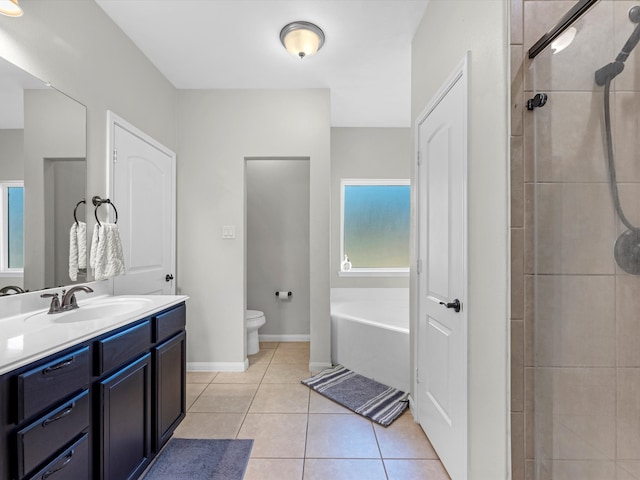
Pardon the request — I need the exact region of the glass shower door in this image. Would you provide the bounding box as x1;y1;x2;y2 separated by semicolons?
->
529;1;640;478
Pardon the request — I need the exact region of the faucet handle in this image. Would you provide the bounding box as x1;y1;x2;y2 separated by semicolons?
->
40;293;61;314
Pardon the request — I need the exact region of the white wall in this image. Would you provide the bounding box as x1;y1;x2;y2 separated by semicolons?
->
330;127;412;288
0;0;176;297
177;89;331;370
23;89;85;291
0;129;23;289
0;129;23;179
0;0;177;217
411;1;510;479
247;159;310;338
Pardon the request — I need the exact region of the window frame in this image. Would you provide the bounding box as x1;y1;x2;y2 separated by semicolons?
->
339;178;410;277
0;181;24;276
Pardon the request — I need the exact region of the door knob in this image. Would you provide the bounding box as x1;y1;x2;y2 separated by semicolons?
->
439;298;461;313
165;274;174;282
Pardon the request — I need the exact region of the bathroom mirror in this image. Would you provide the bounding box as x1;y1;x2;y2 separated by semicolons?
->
0;56;87;294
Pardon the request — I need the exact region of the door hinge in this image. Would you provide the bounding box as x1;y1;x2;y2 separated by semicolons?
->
416;259;422;275
113;148;118;163
416;367;419;384
417;151;421;166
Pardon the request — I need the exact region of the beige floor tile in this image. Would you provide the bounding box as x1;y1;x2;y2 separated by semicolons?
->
373;411;439;459
186;383;207;411
303;459;386;480
173;412;245;439
384;459;451;480
272;348;310;365
244;458;304;480
260;341;280;349
248;348;275;366
189;383;258;413
306;414;380;459
263;363;312;384
186;371;217;384
211;364;267;384
308;391;351;414
249;383;310;414
277;341;310;350
238;413;308;458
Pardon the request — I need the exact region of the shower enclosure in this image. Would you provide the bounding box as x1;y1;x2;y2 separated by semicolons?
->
528;0;640;478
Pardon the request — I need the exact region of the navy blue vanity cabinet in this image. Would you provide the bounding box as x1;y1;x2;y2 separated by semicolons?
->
152;304;186;451
98;353;152;480
152;331;186;451
95;321;152;480
0;345;92;480
0;301;187;480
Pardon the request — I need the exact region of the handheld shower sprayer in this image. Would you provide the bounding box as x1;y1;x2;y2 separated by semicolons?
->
595;5;640;274
595;6;640;85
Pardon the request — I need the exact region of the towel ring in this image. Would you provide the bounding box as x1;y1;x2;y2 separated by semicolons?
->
73;200;85;225
92;196;118;227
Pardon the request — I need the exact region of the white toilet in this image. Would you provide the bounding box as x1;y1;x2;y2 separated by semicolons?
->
246;310;266;355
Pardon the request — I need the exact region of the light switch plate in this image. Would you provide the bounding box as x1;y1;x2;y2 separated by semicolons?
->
222;225;235;239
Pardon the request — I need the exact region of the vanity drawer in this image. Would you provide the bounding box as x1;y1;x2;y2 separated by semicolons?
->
17;347;90;422
96;320;151;375
153;303;186;343
26;432;89;480
16;390;89;479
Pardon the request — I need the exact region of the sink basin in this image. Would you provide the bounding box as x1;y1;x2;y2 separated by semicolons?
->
25;297;154;324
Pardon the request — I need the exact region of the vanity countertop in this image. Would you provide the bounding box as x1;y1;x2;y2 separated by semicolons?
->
0;294;188;375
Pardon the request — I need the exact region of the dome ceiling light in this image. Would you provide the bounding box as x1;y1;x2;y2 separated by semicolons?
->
0;0;22;17
280;21;325;59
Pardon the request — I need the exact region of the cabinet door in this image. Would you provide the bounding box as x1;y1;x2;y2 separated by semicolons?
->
99;353;151;480
153;331;186;451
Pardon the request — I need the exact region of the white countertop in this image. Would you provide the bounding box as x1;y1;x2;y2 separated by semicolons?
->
0;294;188;375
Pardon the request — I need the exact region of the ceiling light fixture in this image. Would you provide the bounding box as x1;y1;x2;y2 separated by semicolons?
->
280;21;325;59
0;0;22;17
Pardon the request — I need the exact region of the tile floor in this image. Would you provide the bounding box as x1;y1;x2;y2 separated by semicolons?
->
175;341;451;480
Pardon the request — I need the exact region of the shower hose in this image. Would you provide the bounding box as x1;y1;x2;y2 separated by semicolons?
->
603;77;640;233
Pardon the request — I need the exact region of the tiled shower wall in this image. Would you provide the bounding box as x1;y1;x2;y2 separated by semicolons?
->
512;1;640;479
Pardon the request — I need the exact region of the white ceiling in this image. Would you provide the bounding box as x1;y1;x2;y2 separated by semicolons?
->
95;0;428;127
0;56;48;129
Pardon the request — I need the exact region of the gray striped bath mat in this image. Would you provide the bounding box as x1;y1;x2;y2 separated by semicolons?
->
301;365;409;427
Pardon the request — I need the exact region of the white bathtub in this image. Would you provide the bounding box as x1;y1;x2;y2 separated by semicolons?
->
330;288;410;392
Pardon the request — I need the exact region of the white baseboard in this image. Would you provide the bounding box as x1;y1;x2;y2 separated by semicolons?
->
259;334;310;342
309;361;333;372
187;360;249;372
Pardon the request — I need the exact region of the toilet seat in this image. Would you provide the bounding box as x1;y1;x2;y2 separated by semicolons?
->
246;310;266;355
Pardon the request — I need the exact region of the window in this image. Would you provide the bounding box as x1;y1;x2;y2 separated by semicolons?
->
1;182;24;274
340;179;410;276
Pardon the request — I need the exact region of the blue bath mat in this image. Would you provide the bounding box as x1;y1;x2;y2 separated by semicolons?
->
143;438;253;480
302;365;409;426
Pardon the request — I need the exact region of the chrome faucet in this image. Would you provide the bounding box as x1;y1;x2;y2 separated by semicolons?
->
41;285;94;314
0;285;25;295
60;285;94;310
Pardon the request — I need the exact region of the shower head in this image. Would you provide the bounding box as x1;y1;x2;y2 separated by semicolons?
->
595;6;640;85
595;60;625;85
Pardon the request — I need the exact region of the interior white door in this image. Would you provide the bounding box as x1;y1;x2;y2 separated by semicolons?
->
110;114;176;295
416;55;468;480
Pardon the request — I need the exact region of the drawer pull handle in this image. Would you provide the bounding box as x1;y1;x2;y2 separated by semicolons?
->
42;450;73;479
42;357;74;375
42;405;74;427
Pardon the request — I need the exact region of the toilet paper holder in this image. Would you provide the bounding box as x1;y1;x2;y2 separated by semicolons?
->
275;291;292;297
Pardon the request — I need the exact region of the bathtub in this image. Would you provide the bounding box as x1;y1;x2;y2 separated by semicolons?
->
330;288;410;392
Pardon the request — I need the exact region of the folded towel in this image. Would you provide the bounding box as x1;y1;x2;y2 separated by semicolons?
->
69;221;87;281
90;223;125;281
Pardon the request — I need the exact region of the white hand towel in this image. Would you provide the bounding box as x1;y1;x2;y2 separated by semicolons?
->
69;221;88;281
77;221;87;271
90;223;125;281
69;222;79;281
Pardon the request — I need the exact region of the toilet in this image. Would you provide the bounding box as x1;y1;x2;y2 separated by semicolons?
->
246;310;266;355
